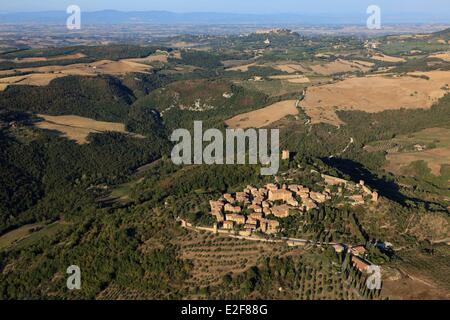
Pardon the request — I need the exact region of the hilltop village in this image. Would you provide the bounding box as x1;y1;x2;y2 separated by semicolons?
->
209;172;379;237
201;172;384;273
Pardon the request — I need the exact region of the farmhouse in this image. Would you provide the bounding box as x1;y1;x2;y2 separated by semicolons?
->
351;256;371;272
350;245;367;256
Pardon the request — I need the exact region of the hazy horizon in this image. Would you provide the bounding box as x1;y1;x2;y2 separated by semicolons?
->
0;0;449;16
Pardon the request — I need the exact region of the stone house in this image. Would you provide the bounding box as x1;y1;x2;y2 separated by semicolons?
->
268;189;295;202
350;245;367;256
281;150;290;160
351;256;371;272
266;183;279;192
271;205;290;218
223;193;235;204
224;203;242;213
226;214;246;225
222;220;234;230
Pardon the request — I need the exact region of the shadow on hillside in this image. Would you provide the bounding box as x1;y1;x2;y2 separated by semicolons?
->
322;157;411;205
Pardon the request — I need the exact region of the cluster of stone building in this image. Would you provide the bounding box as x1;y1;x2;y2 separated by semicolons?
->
210;174;380;236
210;185;280;236
320;174;379;205
210;182;332;235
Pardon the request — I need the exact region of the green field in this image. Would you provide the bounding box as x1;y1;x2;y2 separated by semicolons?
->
0;221;68;251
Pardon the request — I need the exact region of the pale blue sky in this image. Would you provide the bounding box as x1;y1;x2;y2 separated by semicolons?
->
0;0;449;15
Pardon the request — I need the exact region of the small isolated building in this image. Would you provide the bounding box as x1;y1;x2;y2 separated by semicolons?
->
350;245;367;256
333;244;345;254
281;150;290;160
351;256;371;272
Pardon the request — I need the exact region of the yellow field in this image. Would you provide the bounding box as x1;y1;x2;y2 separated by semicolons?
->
370;53;406;63
0;58;153;90
309;59;373;75
0;223;42;250
225;100;299;129
429;52;450;62
14;53;86;63
301;71;450;125
124;50;169;64
226;62;258;72
268;74;310;83
387;148;450;176
0;73;67;91
273;59;373;76
21;59;152;76
383;127;450;176
273;63;309;73
34;114;128;144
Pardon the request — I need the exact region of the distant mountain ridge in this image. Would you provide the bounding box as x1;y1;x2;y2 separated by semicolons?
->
0;10;448;25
